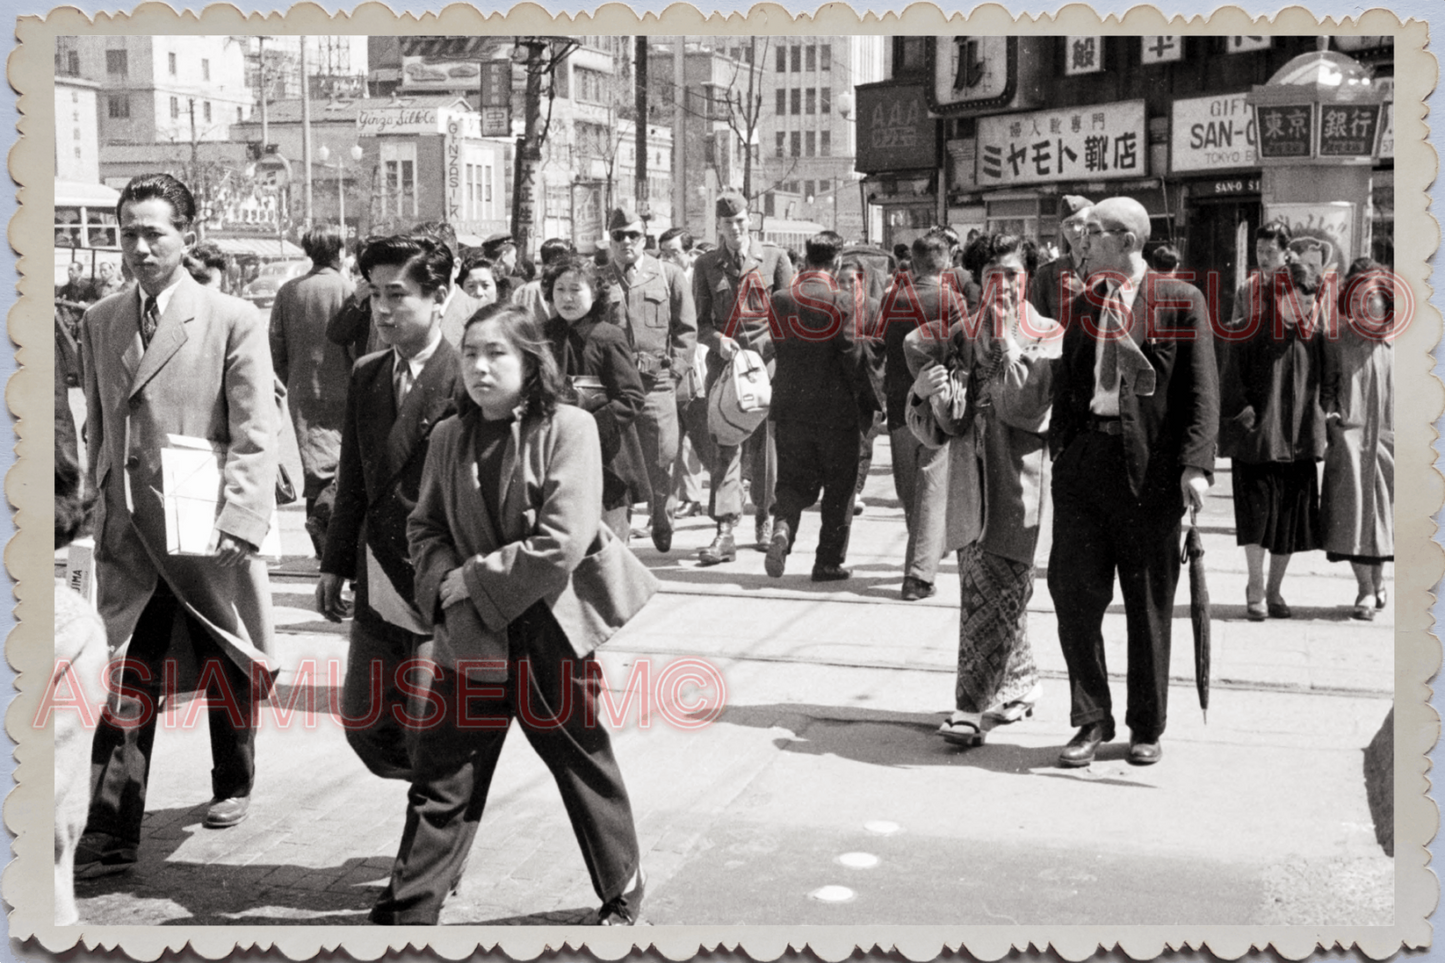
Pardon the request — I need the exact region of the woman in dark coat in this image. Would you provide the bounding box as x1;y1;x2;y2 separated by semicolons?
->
371;306;652;925
542;253;649;543
1322;259;1394;619
1219;236;1330;620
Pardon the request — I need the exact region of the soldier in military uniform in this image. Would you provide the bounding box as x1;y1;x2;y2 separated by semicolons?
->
602;205;698;552
692;193;795;564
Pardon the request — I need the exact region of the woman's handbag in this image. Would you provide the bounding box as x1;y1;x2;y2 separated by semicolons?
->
707;348;771;446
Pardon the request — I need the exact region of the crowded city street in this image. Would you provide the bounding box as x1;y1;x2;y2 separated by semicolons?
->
46;30;1402;934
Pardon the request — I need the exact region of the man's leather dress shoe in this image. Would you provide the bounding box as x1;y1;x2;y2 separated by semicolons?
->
1057;721;1115;768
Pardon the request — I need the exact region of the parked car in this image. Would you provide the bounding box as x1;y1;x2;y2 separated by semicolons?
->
241;259;311;310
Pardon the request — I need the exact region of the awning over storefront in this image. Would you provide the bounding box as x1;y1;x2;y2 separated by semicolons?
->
207;237;305;259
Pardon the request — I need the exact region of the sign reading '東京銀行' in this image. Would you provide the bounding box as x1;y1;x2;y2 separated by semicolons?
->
977;100;1146;185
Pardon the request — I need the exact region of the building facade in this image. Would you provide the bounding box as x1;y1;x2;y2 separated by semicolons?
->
55;75;101;183
856;35;1393;320
59;35;255;146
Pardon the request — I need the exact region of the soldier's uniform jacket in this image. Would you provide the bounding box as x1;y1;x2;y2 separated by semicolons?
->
604;253;697;386
692;237;794;364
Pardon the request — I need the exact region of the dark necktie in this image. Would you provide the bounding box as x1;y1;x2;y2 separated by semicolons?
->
1098;285;1124;394
141;296;159;348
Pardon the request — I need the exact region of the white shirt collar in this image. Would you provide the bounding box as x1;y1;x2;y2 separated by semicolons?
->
137;274;185;317
395;329;443;380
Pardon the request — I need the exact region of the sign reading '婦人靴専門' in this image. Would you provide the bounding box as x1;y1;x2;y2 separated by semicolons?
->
977;100;1146;186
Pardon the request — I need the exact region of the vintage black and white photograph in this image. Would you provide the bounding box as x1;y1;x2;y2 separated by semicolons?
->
25;11;1431;952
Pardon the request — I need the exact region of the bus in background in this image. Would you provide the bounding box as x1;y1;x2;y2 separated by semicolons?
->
759;217;827;260
55;180;122;287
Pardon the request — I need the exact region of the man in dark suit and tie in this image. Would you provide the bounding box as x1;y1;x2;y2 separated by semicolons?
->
316;234;461;780
765;230;878;581
1047;196;1219;768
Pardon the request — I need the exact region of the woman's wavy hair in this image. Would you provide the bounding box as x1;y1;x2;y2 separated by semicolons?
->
458;304;564;419
961;232;1039;280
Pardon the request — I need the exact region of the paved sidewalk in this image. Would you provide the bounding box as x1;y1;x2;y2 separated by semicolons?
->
70;434;1395;926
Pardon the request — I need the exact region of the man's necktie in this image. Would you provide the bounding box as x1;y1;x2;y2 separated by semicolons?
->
1098;285;1124;394
140;296;159;348
394;358;413;407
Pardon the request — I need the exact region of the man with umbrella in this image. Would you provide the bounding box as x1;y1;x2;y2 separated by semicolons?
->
1046;196;1219;767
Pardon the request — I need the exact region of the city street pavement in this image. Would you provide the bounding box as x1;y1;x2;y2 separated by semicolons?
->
68;431;1396;927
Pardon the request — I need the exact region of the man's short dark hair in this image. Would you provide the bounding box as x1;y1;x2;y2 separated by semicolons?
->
358;233;455;298
302;224;346;266
658;227;693;250
539;237;574;267
117;172;196;229
910;233;952;274
458;252;496;282
411;220;458;260
1148;243;1181;273
1256;221;1292;247
804;230;845;268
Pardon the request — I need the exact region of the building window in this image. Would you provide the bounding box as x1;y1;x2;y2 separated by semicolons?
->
105;49;128;77
775;45;786;72
821;87;831;114
790;88;800;115
384;159;417;217
202;101;211;122
64;51;79;75
236;106;243;122
775;88;786;115
484;164;493;204
169;96;179;120
107;95;130;119
764;192;776;217
775;131;785;158
790;131;801;157
820;130;831;156
202;58;210;81
805;88;816;114
805;131;816;156
893;37;927;75
806;45;817;71
168;52;176;75
821;44;832;71
790;45;801;72
575;67;607;105
804;179;815;200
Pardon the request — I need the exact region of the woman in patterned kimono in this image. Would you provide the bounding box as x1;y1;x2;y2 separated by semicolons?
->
904;233;1060;747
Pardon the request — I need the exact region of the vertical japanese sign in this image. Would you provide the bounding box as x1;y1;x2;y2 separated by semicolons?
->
1318;103;1381;158
445;117;465;225
977;100;1146;186
1254;103;1314;158
1064;36;1103;75
1141;37;1182;64
480;61;513;138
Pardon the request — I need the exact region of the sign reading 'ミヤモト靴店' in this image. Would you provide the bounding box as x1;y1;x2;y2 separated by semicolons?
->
977;100;1146;186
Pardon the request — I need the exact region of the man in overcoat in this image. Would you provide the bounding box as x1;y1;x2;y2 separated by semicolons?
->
77;173;279;875
270;223;354;554
316;233;460;780
1047;196;1219;768
692;193;794;563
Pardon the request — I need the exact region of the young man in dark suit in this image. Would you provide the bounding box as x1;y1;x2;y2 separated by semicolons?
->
765;231;878;582
315;234;460;780
1047;196;1219;768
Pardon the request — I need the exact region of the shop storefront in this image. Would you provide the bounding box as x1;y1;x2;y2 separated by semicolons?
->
854;80;939;251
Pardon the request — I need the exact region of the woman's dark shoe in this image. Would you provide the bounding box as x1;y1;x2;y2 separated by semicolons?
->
901;576;935;601
598;869;646;925
1267;599;1292;619
1245;600;1267;622
1057;721;1115;768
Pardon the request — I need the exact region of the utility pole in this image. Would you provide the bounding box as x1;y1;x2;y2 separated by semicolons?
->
672;37;686;232
300;37;313;229
634;36;648;217
511;39;546;260
188;98;204;240
742;37;758;200
257;36;269;148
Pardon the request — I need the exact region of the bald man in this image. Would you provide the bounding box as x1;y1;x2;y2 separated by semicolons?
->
1046;196;1219;768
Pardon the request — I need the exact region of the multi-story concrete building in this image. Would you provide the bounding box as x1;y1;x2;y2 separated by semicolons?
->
58;35;255;145
55;74;101;183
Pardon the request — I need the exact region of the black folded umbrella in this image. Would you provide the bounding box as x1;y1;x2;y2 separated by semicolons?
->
1183;507;1211;722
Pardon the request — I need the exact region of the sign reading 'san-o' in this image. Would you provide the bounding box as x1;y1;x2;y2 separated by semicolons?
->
1171;94;1257;173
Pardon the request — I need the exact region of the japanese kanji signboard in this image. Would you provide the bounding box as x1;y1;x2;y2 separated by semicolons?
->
1254;103;1314;158
1141;36;1182;65
1227;37;1272;54
1318;103;1382;158
1064;36;1104;75
977;100;1146;186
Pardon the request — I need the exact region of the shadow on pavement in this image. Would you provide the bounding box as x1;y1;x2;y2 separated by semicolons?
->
713;702;1086;776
